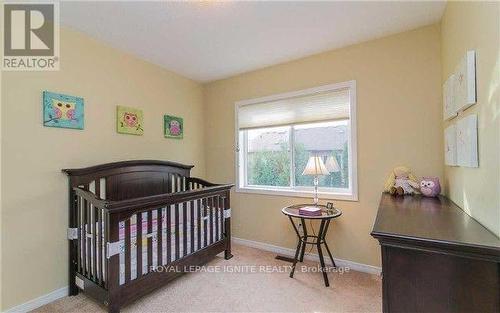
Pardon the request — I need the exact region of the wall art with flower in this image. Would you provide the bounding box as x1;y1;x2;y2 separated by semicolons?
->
43;91;84;129
117;105;144;135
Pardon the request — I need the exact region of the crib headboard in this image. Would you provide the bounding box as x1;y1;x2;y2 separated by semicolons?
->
63;160;194;200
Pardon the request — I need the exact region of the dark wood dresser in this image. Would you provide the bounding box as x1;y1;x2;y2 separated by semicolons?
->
371;193;500;313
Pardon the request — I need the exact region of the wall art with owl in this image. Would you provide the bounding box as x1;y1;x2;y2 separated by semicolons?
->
164;115;183;139
117;105;144;135
43;91;84;129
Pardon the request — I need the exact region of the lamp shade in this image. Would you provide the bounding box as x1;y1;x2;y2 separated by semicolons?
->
325;155;340;173
302;156;330;176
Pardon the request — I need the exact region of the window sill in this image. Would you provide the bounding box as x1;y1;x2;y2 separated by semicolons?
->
235;186;358;202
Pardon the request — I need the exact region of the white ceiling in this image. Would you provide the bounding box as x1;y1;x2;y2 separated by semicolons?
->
60;1;446;82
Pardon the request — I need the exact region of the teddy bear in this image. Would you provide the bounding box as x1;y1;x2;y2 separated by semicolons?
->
384;166;419;196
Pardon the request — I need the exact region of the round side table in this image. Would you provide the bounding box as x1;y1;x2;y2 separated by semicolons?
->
282;204;342;287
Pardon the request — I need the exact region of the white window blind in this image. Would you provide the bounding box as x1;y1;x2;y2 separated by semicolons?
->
238;88;350;130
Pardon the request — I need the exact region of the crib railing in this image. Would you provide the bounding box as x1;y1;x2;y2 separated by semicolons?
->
70;178;233;297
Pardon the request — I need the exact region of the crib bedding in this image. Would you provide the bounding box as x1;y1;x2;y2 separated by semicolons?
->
81;202;223;285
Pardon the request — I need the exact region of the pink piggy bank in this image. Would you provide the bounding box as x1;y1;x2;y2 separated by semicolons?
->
419;177;441;197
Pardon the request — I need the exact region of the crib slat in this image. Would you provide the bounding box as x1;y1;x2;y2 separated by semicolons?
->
208;197;213;245
81;199;87;277
203;198;208;248
167;173;171;193
87;202;92;279
197;198;202;250
166;206;171;263
95;181;101;200
213;197;217;243
172;174;176;193
136;213;142;278
84;209;89;278
93;179;100;282
104;212;109;288
190;200;195;253
157;208;163;266
92;179;101;283
92;204;97;281
83;184;91;278
214;197;218;243
97;207;103;285
175;203;180;260
215;196;220;242
92;178;101;283
174;174;178;193
219;197;223;241
147;211;153;272
183;202;187;257
125;218;131;283
76;197;82;273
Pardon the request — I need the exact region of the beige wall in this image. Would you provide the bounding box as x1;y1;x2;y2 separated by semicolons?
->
441;1;500;237
6;14;485;310
204;24;443;267
1;27;205;310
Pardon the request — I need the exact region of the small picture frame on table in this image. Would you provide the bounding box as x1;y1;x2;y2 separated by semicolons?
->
326;202;334;214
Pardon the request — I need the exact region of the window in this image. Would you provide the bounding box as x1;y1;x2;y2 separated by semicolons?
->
235;81;357;201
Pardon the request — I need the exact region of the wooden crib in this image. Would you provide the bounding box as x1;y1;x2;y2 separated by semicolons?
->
63;160;233;313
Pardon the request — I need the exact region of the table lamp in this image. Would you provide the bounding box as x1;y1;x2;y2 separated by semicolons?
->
302;155;330;205
325;155;340;173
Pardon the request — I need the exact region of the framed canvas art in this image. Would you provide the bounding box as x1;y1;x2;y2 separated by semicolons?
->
117;105;144;135
454;50;476;112
443;74;457;121
444;124;457;166
456;114;478;168
43;91;84;129
164;115;183;139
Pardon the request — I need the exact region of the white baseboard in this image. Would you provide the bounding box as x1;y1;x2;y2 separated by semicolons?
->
4;286;68;313
232;237;381;275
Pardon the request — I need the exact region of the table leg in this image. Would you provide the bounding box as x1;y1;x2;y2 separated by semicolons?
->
317;220;329;287
288;216;302;278
321;220;336;267
299;218;307;262
323;242;336;268
289;238;302;278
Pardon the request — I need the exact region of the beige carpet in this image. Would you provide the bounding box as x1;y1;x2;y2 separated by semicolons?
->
34;244;381;312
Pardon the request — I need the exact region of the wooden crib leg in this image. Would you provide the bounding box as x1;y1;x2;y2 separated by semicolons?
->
107;301;120;313
224;240;233;260
224;203;233;260
69;189;79;296
68;271;79;296
107;213;121;313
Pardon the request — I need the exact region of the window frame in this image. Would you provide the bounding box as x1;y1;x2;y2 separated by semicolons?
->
234;80;358;201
